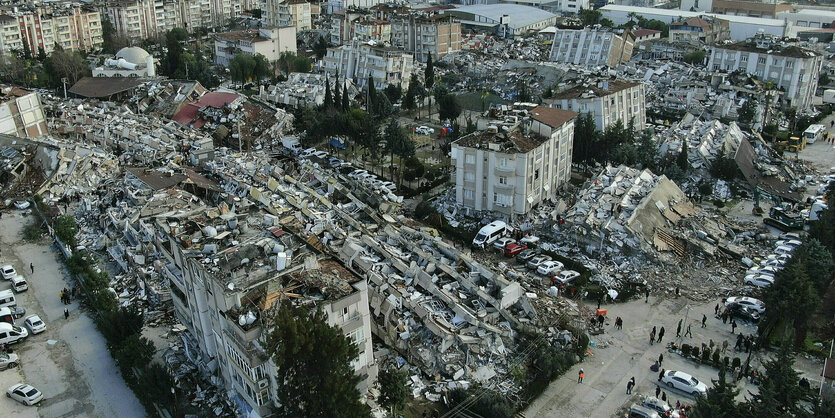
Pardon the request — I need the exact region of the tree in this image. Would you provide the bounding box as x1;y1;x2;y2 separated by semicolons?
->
323;78;333;109
636;130;659;172
37;47;45;61
367;75;376;112
683;50;707;65
164;29;184;76
54;215;79;248
277;52;312;74
265;304;370;417
314;36;329;60
98;306;145;346
758;261;820;347
46;50;91;85
745;344;811;416
516;81;531;102
101;19;129;55
580;9;602;26
253;53;271;79
342;81;350;110
710;155;739;180
600;18;615;28
229;53;255;83
384;118;414;183
378;368;409;414
820;72;831;87
572;112;599;165
738;99;756;125
384;84;402;104
690;367;741;418
114;334;155;383
334;76;341;107
425;52;435;115
372;93;393;119
677;140;689;171
438;93;461;123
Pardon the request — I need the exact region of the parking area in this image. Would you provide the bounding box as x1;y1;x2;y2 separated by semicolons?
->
0;210;143;416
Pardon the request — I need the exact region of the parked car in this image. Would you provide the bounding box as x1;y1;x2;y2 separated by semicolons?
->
1;265;16;280
553;270;581;285
775;239;802;248
10;276;27;293
724;296;765;314
415;126;434;135
746;266;777;277
493;237;516;251
12;201;29;210
527;255;552;270
0;322;28;345
299;148;316;158
517;249;537;262
24;315;45;335
379;181;397;192
629;403;661;418
311;150;328;159
537;260;565;276
0;352;18;370
503;243;527;257
774;245;795;256
660;370;708;396
11;307;25;319
348;169;368;179
744;275;774;288
6;383;43;406
642;397;678;418
726;303;761;322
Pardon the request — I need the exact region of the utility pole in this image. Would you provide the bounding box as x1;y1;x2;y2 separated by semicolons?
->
237;119;242;152
62;77;68;99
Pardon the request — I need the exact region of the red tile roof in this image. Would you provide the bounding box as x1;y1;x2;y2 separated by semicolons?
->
172;91;240;128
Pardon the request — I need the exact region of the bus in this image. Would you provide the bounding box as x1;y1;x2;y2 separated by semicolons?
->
803;124;826;144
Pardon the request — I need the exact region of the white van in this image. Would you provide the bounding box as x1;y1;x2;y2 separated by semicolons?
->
0;322;28;345
10;276;28;293
0;289;16;308
472;221;509;249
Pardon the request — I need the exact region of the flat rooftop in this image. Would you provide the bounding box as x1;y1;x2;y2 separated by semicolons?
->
553;79;641;100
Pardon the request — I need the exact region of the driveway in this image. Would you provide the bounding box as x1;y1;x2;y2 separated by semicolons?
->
0;210;144;417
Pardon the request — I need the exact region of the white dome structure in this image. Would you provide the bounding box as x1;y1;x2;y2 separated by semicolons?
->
115;46;150;66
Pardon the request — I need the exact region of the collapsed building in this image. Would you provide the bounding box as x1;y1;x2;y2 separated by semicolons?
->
258;73;360;108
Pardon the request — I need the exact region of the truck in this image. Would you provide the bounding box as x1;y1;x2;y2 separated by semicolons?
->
281;136;302;154
824;89;835;104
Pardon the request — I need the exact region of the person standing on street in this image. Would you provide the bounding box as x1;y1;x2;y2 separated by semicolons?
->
731;319;737;334
722;340;729;353
64;309;69;319
29;263;33;274
685;324;693;337
645;288;650;303
676;321;682;338
659;353;664;365
658;327;665;343
701;314;707;328
655;386;661;398
715;303;720;316
578;369;584;383
626;377;635;394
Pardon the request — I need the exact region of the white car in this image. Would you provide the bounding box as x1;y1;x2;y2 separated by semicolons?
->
776;239;802;248
415;126;434;135
12;201;30;210
660;370;708;396
537;260;565;276
493;237;516;251
6;384;43;406
24;315;45;335
527;255;552;270
779;232;802;241
747;266;777;277
642;397;679;418
311;150;328;159
553;270;580;284
744;275;774;288
774;245;795;255
379;181;397;192
0;265;15;280
348;169;368;179
0;352;19;370
761;258;786;269
299;147;316;158
724;296;765;314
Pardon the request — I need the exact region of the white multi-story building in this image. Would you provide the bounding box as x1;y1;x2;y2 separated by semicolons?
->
0;15;23;56
451;107;577;216
549;28;633;67
328;0;386;13
391;16;461;63
214;26;297;67
549;79;646;131
322;41;413;91
264;0;312;32
708;35;823;109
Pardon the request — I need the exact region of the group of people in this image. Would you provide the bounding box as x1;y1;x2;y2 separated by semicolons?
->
59;287;74;305
649;325;666;345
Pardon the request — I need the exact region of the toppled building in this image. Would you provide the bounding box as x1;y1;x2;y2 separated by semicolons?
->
258;73;360;108
566;165;692;253
549;28;634;67
657;118;747;171
0;86;48;138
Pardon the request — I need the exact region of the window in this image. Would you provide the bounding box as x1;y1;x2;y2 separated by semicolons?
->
498;176;507;185
463;189;474;200
740;55;748;62
757;57;766;64
786;60;794;68
534;169;540;180
465;154;475;164
499;157;508;167
464;172;475;182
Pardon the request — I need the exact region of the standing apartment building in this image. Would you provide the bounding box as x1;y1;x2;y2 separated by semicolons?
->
549;28;633;67
103;0;182;40
264;0;313;32
0;15;23;56
669;16;730;44
391;15;461;63
16;6;103;53
214;26;297;66
322;41;413;90
549;79;645;131
708;35;823;109
451;107;577;216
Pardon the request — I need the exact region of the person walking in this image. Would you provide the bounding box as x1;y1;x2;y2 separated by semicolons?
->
722;340;729;353
645;288;650;303
59;290;64;304
735;334;744;350
722;311;728;324
661;392;667;403
701;314;707;328
650;327;656;345
658;327;665;343
29;263;33;274
626;378;635;394
676;322;682;338
714;303;720;315
685;324;693;338
658;368;665;381
731;319;737;334
63;309;69;319
658;353;664;365
655;386;661;398
578;369;584;383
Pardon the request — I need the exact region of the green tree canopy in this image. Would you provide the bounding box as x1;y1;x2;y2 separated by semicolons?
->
378;368;409;413
314;36;329;60
744;345;812;416
438;93;461;123
691;367;741;418
265;304;370;417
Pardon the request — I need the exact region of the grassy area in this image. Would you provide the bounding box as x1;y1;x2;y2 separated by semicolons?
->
456;92;508;112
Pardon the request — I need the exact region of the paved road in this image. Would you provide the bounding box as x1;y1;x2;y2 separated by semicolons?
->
0;210;144;417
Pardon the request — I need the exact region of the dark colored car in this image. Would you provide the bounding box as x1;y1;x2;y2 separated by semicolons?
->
517;249;537;262
727;303;760;322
